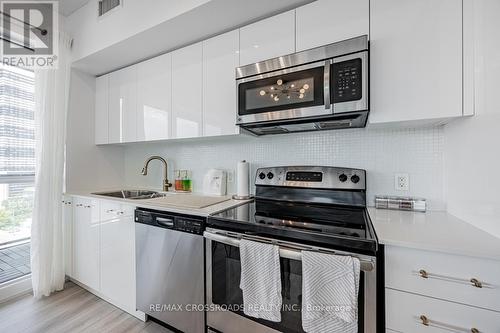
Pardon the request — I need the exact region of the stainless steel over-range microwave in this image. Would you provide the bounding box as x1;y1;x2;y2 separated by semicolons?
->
235;35;369;135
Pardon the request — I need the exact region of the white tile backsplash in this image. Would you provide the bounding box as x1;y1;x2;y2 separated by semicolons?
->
124;126;445;210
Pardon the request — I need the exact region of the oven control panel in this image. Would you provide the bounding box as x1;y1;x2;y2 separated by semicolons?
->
255;166;366;190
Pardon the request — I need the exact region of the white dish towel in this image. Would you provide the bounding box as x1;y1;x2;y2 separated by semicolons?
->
239;239;282;322
302;251;360;333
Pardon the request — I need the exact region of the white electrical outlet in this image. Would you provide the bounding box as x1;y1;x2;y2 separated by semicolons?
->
395;173;409;191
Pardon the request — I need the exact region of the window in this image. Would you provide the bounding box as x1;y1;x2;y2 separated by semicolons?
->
0;64;35;246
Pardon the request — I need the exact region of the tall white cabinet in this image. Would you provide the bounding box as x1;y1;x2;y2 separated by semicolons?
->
202;30;240;137
72;197;100;291
99;202;136;315
108;66;138;143
295;0;369;51
172;42;203;139
136;53;172;141
239;10;296;66
369;0;463;124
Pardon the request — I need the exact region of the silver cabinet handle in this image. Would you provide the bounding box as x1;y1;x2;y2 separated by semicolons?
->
419;315;480;333
75;203;83;207
84;205;91;208
417;269;488;289
106;209;114;213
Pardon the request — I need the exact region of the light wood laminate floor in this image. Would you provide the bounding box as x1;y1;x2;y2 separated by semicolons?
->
0;282;173;333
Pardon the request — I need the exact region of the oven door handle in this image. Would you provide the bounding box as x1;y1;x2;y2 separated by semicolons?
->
204;231;374;272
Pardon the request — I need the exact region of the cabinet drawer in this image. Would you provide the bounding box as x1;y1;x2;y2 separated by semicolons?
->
100;201;134;221
386;289;500;333
386;246;500;312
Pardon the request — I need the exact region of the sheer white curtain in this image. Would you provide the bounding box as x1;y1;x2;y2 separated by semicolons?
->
30;33;72;297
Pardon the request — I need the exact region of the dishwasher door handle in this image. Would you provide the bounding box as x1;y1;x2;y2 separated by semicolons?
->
156;217;174;228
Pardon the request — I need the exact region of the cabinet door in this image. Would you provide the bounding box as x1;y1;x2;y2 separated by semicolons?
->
72;198;100;291
296;0;369;51
172;43;203;139
62;195;73;277
239;10;295;66
370;0;462;124
137;53;172;141
108;66;138;143
100;205;136;312
95;75;108;144
202;30;240;137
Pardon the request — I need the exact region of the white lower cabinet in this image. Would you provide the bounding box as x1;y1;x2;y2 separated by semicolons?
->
72;197;100;291
100;203;137;315
386;288;500;333
385;246;500;332
69;196;143;320
62;195;73;277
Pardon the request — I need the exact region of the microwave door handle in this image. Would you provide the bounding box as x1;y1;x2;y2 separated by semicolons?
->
324;60;331;109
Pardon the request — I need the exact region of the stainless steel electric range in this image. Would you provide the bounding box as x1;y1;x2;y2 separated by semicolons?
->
204;166;383;333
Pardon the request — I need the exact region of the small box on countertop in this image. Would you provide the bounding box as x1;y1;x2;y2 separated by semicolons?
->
375;195;426;212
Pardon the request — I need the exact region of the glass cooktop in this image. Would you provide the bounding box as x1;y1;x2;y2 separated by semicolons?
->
208;199;378;255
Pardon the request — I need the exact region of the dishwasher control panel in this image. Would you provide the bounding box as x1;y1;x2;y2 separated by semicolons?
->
135;208;205;235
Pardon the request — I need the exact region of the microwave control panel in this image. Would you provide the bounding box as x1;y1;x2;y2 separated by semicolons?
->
331;58;362;103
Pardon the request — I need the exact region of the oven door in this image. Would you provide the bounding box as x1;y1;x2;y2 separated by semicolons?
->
204;230;377;333
236;61;331;125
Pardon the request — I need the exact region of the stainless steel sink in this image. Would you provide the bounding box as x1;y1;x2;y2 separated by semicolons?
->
92;190;169;200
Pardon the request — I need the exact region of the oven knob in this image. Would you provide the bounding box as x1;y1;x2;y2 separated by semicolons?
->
267;172;274;179
351;174;360;184
259;172;266;180
339;174;348;182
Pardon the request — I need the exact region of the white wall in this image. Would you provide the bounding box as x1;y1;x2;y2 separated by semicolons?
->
66;0;210;61
444;0;500;238
65;69;125;192
123;127;445;210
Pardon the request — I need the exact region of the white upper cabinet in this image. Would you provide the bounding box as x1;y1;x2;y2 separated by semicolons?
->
137;53;172;141
239;10;296;66
108;65;138;143
296;0;369;51
95;75;108;145
172;42;203;139
369;0;463;124
202;30;240;137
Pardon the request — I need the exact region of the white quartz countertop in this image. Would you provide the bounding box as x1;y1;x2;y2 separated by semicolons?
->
66;189;251;217
368;207;500;261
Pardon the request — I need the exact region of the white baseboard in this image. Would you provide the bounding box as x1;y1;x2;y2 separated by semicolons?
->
0;275;32;304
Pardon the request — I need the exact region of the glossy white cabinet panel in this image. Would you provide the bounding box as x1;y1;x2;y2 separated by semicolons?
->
202;30;240;137
137;53;172;141
296;0;369;51
370;0;462;124
386;288;500;333
95;75;108;145
172;43;203;139
239;10;296;66
100;204;136;313
62;195;73;277
385;246;500;312
72;197;100;291
108;66;138;143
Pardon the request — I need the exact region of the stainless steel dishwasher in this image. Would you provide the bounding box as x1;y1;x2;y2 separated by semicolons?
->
135;207;205;333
